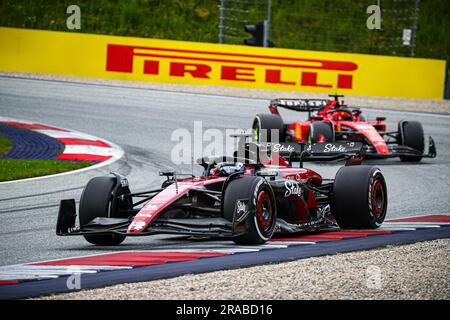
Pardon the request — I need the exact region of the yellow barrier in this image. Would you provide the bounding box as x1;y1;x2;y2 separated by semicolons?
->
0;27;446;99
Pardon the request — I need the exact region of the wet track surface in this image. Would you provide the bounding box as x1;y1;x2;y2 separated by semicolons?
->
1;77;450;265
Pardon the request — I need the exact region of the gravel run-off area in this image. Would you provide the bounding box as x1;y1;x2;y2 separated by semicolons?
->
38;239;450;300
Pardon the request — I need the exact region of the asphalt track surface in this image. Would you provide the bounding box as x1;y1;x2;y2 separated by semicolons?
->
1;76;449;266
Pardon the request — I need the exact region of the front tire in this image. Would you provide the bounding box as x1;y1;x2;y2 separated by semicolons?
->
79;177;126;246
331;166;387;229
399;121;424;162
223;176;277;244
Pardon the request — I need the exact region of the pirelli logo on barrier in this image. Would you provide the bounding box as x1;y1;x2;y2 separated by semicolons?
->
105;44;357;90
0;27;446;99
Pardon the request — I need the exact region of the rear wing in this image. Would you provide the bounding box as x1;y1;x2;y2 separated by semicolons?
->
305;142;364;159
268;142;365;166
208;133;364;169
270;98;329;112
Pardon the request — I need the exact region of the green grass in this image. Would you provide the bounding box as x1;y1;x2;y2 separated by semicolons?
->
0;133;12;156
0;132;92;181
0;0;448;63
0;158;92;182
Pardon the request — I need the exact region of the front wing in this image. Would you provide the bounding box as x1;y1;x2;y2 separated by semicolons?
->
56;199;337;240
56;199;235;238
365;136;437;159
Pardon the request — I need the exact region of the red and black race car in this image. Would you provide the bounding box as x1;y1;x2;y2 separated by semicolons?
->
57;138;388;246
252;94;436;162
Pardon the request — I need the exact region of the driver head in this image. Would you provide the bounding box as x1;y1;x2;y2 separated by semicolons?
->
210;162;245;176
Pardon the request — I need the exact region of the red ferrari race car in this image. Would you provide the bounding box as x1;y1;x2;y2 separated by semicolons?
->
252;94;437;162
57;138;388;246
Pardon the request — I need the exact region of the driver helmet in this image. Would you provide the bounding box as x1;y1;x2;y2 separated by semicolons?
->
336;106;354;121
211;162;245;176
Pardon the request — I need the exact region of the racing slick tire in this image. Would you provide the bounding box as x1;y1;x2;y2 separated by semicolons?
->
308;122;335;143
253;114;285;143
223;176;277;245
331;166;387;229
79;176;127;246
399;121;424;162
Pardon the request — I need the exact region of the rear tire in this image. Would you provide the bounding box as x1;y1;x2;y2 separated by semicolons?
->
252;114;285;143
79;177;126;246
223;176;277;244
399;121;424;162
308;122;335;143
331;166;387;229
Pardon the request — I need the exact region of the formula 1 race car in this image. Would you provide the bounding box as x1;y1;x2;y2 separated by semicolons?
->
252;94;436;162
57;137;388;246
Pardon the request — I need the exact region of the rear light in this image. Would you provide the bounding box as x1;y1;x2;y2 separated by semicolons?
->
295;124;302;141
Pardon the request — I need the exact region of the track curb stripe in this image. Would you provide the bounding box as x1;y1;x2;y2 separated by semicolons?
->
1;224;449;299
388;215;450;223
0;213;448;299
0;117;123;163
0;117;124;185
56;138;111;148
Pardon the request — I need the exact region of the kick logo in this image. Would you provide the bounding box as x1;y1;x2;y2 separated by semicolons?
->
272;143;294;153
324;144;347;153
284;180;303;197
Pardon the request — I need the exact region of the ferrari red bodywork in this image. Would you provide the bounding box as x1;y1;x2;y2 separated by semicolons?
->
255;94;436;160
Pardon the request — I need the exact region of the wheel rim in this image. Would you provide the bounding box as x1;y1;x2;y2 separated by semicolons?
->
371;179;385;218
256;190;273;231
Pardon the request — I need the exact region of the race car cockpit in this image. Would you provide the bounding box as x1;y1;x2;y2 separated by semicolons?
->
209;162;245;176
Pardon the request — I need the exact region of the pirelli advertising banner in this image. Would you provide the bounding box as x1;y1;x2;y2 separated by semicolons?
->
0;27;446;99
